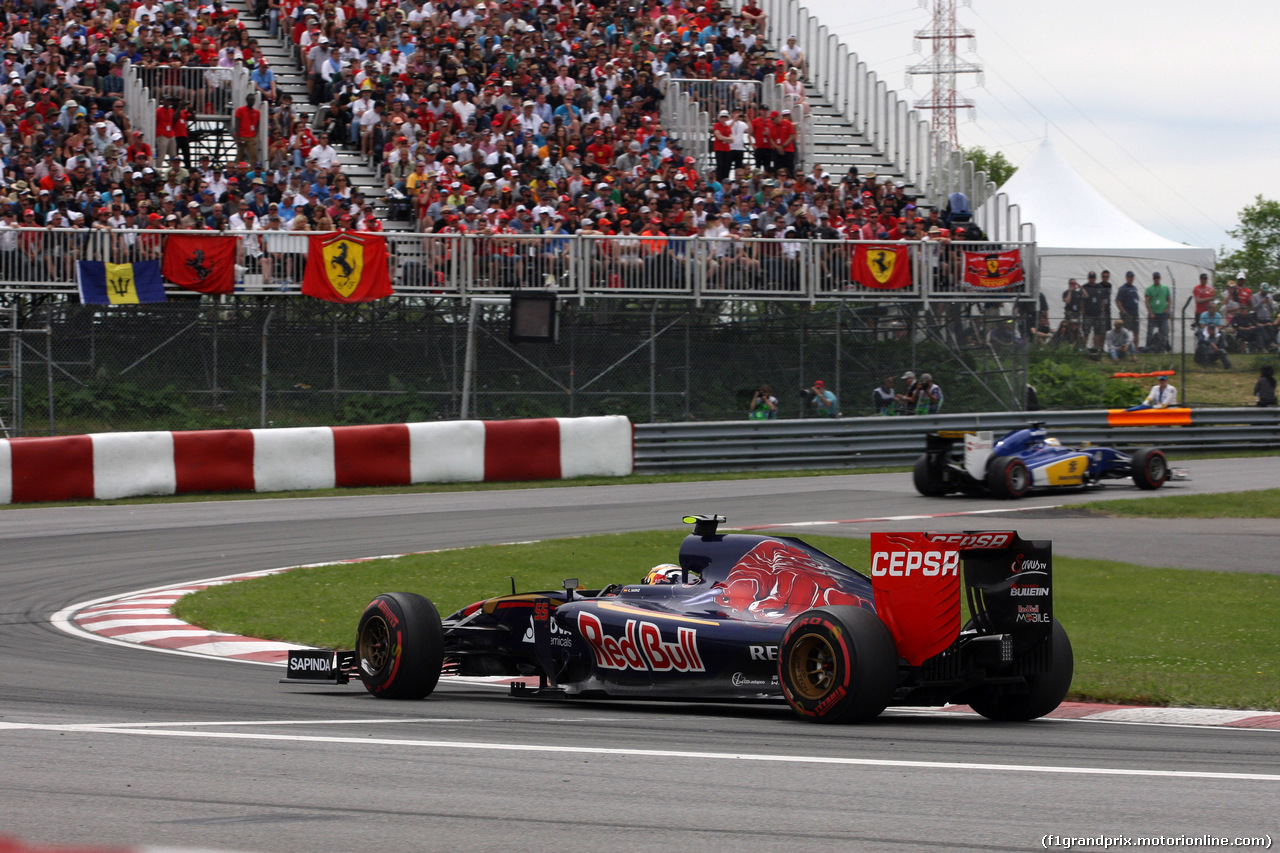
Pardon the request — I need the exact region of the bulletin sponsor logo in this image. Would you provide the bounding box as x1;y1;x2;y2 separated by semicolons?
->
577;612;704;673
1010;584;1049;597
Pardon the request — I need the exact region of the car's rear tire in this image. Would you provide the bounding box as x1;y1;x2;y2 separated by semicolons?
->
913;453;950;497
1131;447;1169;490
779;606;897;723
356;592;444;700
968;619;1074;721
986;455;1030;499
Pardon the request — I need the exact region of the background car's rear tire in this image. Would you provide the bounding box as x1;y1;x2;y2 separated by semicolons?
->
968;619;1074;721
356;592;444;700
986;455;1030;499
1131;447;1169;490
913;453;950;497
779;606;897;723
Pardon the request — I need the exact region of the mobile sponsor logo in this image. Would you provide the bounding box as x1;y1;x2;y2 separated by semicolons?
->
577;612;704;673
1016;603;1048;623
870;549;960;577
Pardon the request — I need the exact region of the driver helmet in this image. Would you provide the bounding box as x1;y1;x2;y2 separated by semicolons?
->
642;563;684;584
1044;437;1061;446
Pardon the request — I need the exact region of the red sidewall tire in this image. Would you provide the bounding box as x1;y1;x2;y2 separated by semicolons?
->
779;605;897;723
986;456;1030;499
1131;447;1169;490
356;592;444;700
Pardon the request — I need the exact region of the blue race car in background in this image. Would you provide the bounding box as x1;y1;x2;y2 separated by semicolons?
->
914;424;1179;499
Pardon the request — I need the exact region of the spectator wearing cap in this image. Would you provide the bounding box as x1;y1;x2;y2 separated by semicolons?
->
769;109;796;177
1116;270;1141;338
808;379;838;417
780;34;807;78
712;109;734;182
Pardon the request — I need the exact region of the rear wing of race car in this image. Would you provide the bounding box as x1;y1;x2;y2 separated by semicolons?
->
869;531;1052;669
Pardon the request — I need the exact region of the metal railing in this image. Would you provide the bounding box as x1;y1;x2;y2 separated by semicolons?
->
633;408;1280;472
122;61;252;154
737;0;1028;240
0;228;1036;304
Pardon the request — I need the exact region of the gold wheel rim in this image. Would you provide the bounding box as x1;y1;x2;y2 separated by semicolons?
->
788;633;837;701
359;614;391;676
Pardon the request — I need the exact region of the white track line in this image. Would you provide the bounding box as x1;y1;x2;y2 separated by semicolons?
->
0;720;1275;782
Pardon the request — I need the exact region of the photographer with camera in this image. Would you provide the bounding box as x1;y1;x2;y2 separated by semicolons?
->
804;379;839;417
749;385;779;420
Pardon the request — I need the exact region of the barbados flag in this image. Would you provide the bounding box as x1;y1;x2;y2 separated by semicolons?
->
77;260;167;304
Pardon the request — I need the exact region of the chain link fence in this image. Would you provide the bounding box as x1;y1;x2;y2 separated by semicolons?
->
5;297;1033;436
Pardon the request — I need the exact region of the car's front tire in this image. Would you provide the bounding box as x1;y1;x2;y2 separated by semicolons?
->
779;606;897;723
986;455;1030;499
968;619;1074;721
356;592;444;700
1131;447;1169;490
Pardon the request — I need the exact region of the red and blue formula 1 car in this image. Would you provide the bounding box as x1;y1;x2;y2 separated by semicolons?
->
284;516;1073;723
914;424;1182;499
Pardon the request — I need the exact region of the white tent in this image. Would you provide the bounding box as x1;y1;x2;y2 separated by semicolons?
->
979;139;1215;350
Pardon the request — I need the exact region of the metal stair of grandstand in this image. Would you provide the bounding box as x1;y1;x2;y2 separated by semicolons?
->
798;84;920;191
227;1;410;231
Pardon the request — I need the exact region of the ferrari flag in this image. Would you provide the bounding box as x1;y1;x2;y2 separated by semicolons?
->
851;244;911;290
162;234;238;294
962;249;1025;291
77;260;166;304
302;230;394;303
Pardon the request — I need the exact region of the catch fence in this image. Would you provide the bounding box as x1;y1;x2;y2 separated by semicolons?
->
3;299;1033;437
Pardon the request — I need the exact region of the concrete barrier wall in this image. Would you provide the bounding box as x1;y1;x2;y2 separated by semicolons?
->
0;416;634;505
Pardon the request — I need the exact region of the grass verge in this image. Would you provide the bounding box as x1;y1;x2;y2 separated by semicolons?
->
1076;489;1280;518
175;531;1280;710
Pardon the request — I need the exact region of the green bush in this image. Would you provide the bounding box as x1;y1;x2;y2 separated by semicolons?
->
1030;360;1143;409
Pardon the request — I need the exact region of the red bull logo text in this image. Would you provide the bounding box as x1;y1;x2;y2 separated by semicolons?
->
577;612;704;673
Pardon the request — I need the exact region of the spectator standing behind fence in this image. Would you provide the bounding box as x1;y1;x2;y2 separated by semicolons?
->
1145;272;1172;352
1082;271;1112;351
233;95;261;166
910;373;943;415
1116;271;1141;339
872;376;896;415
808;380;838;417
713;110;734;182
749;385;778;420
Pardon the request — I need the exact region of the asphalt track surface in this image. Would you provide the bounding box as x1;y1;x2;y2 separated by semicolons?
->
2;457;1279;852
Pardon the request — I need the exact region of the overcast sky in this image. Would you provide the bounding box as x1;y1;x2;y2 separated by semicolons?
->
798;0;1279;259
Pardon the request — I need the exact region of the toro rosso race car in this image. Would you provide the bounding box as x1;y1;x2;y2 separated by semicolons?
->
914;424;1185;499
284;516;1073;723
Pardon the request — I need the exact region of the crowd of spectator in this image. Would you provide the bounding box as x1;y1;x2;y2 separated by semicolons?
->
263;0;995;265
